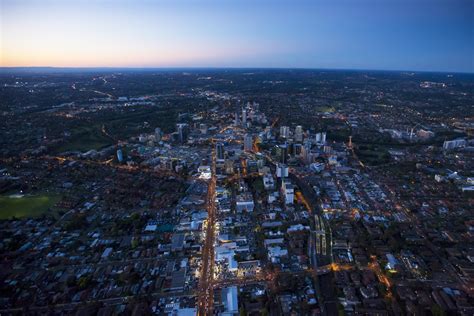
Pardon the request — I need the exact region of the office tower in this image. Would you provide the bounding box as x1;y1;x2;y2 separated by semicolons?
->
264;126;272;139
216;142;225;160
301;141;312;164
225;159;234;174
242;108;247;125
249;109;255;121
321;132;327;144
278;143;288;164
199;123;208;134
281;179;294;205
244;134;253;152
155;128;162;142
276;163;289;178
116;149;123;163
293;143;302;156
176;123;188;143
280;126;290;139
234;111;240;126
294;125;303;142
315;132;322;143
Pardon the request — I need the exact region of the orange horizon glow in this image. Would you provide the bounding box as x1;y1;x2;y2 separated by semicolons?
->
0;49;264;68
0;0;285;68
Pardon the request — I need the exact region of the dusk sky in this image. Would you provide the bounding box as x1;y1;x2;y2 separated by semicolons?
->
1;0;473;72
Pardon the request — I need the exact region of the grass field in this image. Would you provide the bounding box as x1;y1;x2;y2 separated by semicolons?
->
54;125;113;153
355;144;391;166
0;194;61;220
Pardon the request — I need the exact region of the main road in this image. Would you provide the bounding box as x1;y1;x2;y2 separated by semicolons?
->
197;143;217;315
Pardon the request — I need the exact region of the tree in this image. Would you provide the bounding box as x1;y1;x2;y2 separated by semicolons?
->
337;303;345;316
431;304;446;316
78;275;91;289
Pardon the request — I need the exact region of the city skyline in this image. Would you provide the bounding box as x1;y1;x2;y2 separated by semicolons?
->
1;0;473;73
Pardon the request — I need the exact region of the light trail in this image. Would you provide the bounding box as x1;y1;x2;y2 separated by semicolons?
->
197;142;218;315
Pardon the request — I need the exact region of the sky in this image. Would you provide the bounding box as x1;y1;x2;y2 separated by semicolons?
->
1;0;473;72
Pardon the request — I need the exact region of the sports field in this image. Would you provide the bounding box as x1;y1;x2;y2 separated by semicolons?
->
0;194;61;219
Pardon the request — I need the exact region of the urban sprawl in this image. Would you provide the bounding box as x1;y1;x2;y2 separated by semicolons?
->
0;70;473;315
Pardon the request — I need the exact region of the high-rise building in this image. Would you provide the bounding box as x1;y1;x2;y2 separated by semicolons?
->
216;142;225;160
234;111;240;126
242;108;247;125
244;134;253;152
139;134;147;143
264;126;272;139
199;123;208;134
276;163;289;178
315;132;322;143
280;126;290;139
294;125;303;142
292;143;302;156
281;179;294;205
116;149;123;162
321;132;327;144
301;143;309;163
315;132;327;144
225;159;234;174
155;128;162;142
249;109;255;121
301;141;315;164
176;123;188;143
278;143;288;163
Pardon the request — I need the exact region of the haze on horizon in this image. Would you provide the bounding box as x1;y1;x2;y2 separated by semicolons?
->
1;0;473;73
